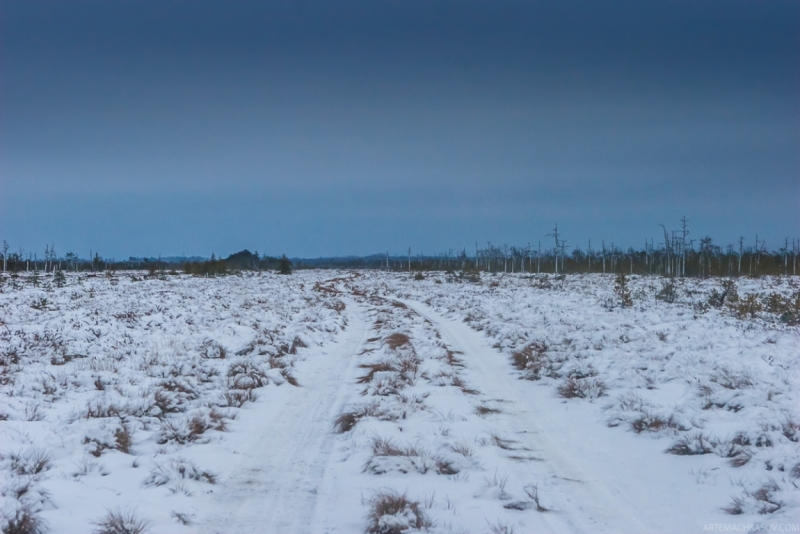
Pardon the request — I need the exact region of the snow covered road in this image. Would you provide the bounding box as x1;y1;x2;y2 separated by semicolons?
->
401;300;652;533
399;299;728;534
199;300;369;534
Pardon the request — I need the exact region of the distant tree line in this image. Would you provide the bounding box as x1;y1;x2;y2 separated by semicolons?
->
181;250;292;276
0;244;293;277
394;224;799;278
306;221;800;278
1;220;798;279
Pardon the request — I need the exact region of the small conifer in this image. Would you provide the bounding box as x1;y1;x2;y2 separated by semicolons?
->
278;255;293;275
53;270;66;288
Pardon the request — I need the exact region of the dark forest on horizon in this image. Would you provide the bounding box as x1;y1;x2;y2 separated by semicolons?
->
3;221;799;278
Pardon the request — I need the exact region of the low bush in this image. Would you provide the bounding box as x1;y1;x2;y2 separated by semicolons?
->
630;412;687;434
764;291;800;325
557;377;606;399
365;490;431;534
724;480;782;515
665;432;715;455
732;294;763;318
655;279;678;303
226;361;269;390
143;458;216;488
222;388;257;408
510;341;548;379
708;280;738;308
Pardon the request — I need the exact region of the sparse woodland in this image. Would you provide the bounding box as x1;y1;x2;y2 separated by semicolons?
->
2;221;798;279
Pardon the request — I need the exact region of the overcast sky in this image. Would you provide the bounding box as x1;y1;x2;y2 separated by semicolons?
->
2;0;798;259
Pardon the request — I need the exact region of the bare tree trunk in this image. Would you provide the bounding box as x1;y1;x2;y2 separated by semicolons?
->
602;241;606;274
537;241;541;274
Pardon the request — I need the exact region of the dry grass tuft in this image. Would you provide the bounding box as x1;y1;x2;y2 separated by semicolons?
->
370;437;420;458
397;355;421;376
486;519;515;534
2;505;47;534
153;389;185;415
143;458;216;489
452;375;479;395
280;368;300;387
84;401;123;419
781;416;799;442
357;362;397;384
188;415;212;438
9;449;52;477
227;361;269;390
476;405;501;416
510;341;549;378
92;509;148;534
385;333;411;350
665;432;715;455
288;336;307;354
334;403;384;433
557;377;606;399
724;480;782;515
524;484;548;512
171;512;192;526
365;490;431;534
449;441;473;458
108;427;130;455
222;388;257;408
443;350;464;368
630;412;688;434
489;432;520;451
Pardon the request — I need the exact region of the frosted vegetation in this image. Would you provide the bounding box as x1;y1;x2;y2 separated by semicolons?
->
0;270;797;533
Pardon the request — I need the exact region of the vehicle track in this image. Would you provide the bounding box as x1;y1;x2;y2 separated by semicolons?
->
199;300;368;534
400;299;658;534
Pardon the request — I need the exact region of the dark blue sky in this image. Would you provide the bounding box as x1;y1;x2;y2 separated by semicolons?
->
2;0;798;258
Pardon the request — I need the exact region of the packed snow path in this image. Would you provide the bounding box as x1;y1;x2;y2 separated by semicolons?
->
199;300;369;533
201;293;736;533
396;300;721;533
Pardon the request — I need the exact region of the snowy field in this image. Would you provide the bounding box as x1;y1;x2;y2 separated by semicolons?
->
1;270;798;533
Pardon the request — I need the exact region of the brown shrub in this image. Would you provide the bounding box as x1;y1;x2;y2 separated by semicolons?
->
557;377;606;399
732;294;763;318
385;333;411;350
511;341;548;378
114;424;133;454
365;491;431;534
222;388;257;408
357;362;396;384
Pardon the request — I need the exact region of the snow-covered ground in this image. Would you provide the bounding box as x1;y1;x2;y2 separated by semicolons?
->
1;271;798;533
